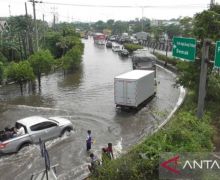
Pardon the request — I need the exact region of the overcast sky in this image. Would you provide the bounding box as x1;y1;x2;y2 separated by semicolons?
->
0;0;219;23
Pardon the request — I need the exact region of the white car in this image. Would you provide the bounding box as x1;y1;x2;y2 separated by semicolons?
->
0;116;73;154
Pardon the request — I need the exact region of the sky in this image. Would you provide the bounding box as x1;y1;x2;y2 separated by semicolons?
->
0;0;219;23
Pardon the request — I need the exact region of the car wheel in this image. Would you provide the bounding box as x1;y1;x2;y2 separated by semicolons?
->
61;127;72;137
18;142;31;152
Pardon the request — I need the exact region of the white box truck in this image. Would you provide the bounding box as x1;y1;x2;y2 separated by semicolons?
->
114;70;155;108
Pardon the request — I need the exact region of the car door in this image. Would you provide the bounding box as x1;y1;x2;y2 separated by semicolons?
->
30;122;48;143
42;121;60;141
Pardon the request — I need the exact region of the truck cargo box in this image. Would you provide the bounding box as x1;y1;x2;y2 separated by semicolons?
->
114;70;155;108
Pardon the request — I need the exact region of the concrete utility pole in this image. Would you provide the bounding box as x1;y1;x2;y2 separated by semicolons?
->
210;0;215;6
25;2;30;55
29;0;42;52
8;5;11;16
141;7;144;31
42;14;45;46
51;6;58;30
197;39;211;118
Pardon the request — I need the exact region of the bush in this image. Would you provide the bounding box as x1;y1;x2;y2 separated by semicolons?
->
207;72;220;102
61;45;84;71
154;52;178;66
91;102;213;179
6;61;35;93
28;49;54;86
124;43;143;53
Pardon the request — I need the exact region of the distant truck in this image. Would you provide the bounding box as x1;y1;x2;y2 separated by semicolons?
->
114;70;156;109
93;33;106;45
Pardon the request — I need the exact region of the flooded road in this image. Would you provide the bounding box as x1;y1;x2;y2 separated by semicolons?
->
0;38;180;180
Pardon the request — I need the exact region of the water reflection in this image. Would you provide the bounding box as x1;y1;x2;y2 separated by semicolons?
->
57;65;83;88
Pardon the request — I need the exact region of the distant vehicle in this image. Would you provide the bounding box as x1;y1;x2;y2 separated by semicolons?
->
132;40;139;44
118;49;129;57
109;35;117;41
132;49;157;71
106;41;112;48
114;70;156;108
93;33;106;45
0;116;73;154
112;43;121;52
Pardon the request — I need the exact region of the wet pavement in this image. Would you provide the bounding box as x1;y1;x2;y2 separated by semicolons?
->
0;38;180;180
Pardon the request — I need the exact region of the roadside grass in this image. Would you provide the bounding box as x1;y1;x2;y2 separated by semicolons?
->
154;52;179;66
90;91;214;179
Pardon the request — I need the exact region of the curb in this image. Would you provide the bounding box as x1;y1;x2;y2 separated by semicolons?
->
153;64;186;133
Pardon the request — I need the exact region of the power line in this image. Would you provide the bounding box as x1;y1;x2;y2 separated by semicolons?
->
41;1;208;9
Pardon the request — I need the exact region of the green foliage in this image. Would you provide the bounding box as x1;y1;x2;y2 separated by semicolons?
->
43;26;82;59
6;61;35;91
61;45;83;71
164;23;182;39
193;7;220;41
43;31;62;58
0;62;4;83
28;50;54;85
176;60;200;89
91;105;213;179
179;17;193;37
55;23;78;37
93;21;107;33
207;72;220;102
154;53;178;66
0;52;7;63
124;43;143;53
112;21;129;35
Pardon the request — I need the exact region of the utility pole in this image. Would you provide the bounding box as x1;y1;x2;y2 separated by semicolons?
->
210;0;215;6
42;14;45;46
141;7;144;32
51;6;58;30
8;5;11;16
25;2;30;56
29;0;42;52
197;39;211;118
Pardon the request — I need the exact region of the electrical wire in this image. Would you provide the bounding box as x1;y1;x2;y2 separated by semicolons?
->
41;1;208;9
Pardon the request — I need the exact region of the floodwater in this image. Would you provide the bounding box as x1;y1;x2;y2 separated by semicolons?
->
0;38;180;180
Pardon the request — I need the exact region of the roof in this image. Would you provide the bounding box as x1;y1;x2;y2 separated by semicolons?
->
17;116;51;127
115;70;154;80
132;49;157;62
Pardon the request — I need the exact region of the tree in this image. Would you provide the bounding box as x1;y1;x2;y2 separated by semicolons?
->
61;46;83;73
6;15;34;59
165;24;182;39
6;61;35;94
152;26;163;53
28;50;54;88
179;17;193;37
93;20;106;32
176;5;220;102
193;7;220;41
106;19;114;29
112;21;128;34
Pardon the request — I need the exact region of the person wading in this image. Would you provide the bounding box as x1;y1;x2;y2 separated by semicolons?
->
86;130;93;151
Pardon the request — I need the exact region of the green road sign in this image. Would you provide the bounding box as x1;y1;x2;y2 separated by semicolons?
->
215;41;220;68
172;37;196;61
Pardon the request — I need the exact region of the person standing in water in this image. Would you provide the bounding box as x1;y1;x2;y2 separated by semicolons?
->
106;143;114;160
86;130;93;151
